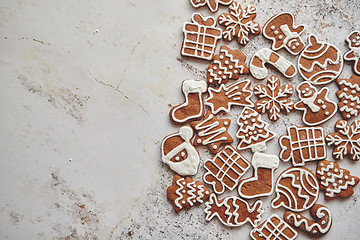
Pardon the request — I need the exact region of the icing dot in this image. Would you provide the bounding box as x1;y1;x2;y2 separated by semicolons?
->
245;110;248;114
322;105;327;109
344;100;348;104
197;139;202;144
209;79;213;83
279;35;283;40
292;46;296;50
225;60;229;65
182;190;186;193
321;176;325;180
181;152;185;157
254;131;257;134
213;66;217;70
251;118;256;123
325;111;329;116
334;169;338;173
182;200;185;204
327;172;331;176
347;114;351;118
213;145;217;150
344;88;348;92
321;220;326;225
295;42;300;46
351;103;355;107
197;186;201;189
218;71;222;75
245;134;249;137
220;55;224;59
270;26;275;30
302;90;306;94
274;30;279;35
357;106;360;109
244;121;248;124
249;131;252;135
224;121;228;126
222;75;226;79
297;215;301;219
229;65;233;70
333;183;337;187
205;191;209;194
339;180;343;184
345;175;349;180
258;129;263;133
320;163;324;166
306;88;310;91
183;181;186;185
234;70;238;74
175;156;180;161
313;230;317;234
317;99;322;104
353;39;357;43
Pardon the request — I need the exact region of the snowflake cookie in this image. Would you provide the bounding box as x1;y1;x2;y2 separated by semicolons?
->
217;1;260;45
326;119;360;161
336;75;360;120
189;0;233;13
254;75;294;121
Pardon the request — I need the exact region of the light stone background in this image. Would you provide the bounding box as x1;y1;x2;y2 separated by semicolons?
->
0;0;360;239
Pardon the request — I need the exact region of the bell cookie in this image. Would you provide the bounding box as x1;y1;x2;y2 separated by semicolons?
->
250;214;298;240
236;107;275;153
189;0;233;13
161;126;200;176
272;167;319;212
279;125;326;166
294;82;337;126
344;30;360;75
336;75;360;119
284;204;332;237
167;175;211;213
298;34;343;85
181;13;222;60
238;152;279;199
204;193;264;227
203;145;251;194
217;1;260;45
207;45;249;86
263;12;305;55
254;75;294;121
326;119;360;161
169;79;207;125
190;111;233;154
249;48;297;80
316;160;360;200
205;80;254;114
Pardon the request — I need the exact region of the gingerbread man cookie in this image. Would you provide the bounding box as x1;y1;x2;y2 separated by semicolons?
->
336;75;360;119
189;0;233;13
344;30;360;75
294;82;337;126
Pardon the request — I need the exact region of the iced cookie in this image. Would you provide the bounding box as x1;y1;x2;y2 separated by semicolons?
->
189;0;233;13
344;30;360;75
336;75;360;119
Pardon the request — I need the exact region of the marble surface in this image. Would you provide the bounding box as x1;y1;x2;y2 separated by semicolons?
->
0;0;360;239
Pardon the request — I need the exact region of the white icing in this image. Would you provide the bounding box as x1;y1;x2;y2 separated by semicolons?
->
194;113;228;145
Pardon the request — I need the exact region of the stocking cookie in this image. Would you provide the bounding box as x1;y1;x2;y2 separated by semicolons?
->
336;75;360;119
191;111;233;154
326;120;360;161
249;48;297;80
161;126;200;176
284;204;332;237
238;152;279;199
316;160;360;200
181;13;222;60
205;80;254;114
167;175;211;213
236;107;275;152
250;214;298;240
169;79;207;125
204;193;264;227
207;45;249;86
217;1;260;45
263;12;305;55
254;75;294;121
203;145;251;194
344;30;360;75
294;82;337;126
279;125;326;166
189;0;233;13
272;167;319;212
298;35;343;85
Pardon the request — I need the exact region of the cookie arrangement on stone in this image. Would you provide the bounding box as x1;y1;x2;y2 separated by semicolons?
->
163;1;360;239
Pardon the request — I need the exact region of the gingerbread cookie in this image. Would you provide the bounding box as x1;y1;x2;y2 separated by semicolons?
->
203;145;251;194
272;167;319;212
253;75;294;121
298;35;343;85
284;204;332;237
263;12;305;55
191;111;233;154
205;80;254;114
189;0;233;13
249;48;297;80
207;45;249;86
167;175;211;213
279;125;326;166
204;193;264;227
336;75;360;119
250;214;298;240
161;126;200;176
316;160;360;200
238;152;279;199
294;82;337;126
344;30;360;75
236;107;275;152
217;1;260;45
169;79;207;125
181;13;222;60
326;120;360;161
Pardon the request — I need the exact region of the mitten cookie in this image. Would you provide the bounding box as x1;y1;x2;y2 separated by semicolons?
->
344;30;360;75
316;160;360;200
284;204;332;237
272;167;319;212
205;80;254;114
279;125;326;166
326;119;360;161
263;12;305;55
336;75;360;119
167;175;211;213
203;145;251;194
161;126;200;176
207;45;249;86
298;35;343;85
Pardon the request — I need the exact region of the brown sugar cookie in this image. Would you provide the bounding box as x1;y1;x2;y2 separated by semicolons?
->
344;30;360;75
336;75;360;119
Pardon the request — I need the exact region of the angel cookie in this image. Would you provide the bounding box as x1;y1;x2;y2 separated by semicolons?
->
263;12;305;55
294;82;337;126
344;30;360;75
